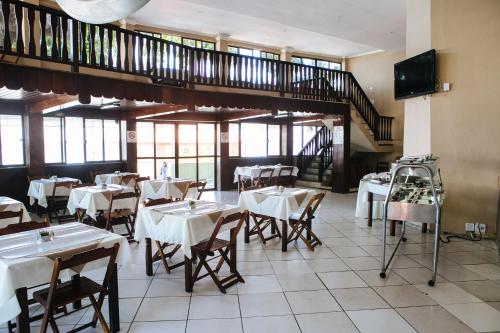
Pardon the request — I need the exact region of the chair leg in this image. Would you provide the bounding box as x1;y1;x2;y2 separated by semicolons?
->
89;295;110;333
49;315;60;333
156;241;171;274
201;260;226;293
219;249;244;283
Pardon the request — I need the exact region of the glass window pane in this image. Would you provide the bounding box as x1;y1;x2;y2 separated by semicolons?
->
178;158;197;180
104;120;120;161
330;62;341;70
137;158;155;179
239;48;253;57
155;158;176;179
155;123;175;157
0;115;24;165
85;119;104;161
202;42;214;50
303;126;318;145
121;120;127;161
65;117;84;163
198;123;214;156
228;46;238;54
198;157;215;189
183;38;195;47
137;122;154;157
293;126;303;155
317;60;329;69
178;124;197;157
267;125;280;156
228;123;239;156
241;123;266;157
302;58;315;66
43;117;62;163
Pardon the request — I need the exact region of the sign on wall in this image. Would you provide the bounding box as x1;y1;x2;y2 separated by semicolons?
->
221;132;229;143
126;131;137;143
333;126;344;144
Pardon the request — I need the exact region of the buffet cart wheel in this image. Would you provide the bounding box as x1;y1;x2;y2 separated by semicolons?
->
402;237;407;242
379;272;386;279
428;280;435;286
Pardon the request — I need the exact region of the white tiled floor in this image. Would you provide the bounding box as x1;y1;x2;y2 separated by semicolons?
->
4;190;500;333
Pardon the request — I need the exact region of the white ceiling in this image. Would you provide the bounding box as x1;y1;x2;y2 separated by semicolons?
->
127;0;406;58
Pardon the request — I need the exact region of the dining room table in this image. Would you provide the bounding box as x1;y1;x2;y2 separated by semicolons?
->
139;178;194;201
0;197;31;227
67;184;136;220
27;177;81;208
0;222;131;333
238;186;316;252
233;164;299;192
134;200;242;292
94;172;139;186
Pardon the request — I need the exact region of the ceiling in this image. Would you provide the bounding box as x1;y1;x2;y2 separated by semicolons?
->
128;0;406;58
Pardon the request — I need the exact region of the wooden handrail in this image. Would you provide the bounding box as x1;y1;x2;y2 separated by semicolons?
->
0;0;392;140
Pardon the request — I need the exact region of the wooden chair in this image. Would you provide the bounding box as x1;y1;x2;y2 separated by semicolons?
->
182;181;207;200
248;212;281;245
27;175;48;183
287;192;325;251
191;211;247;293
119;174;138;187
27;175;49;216
90;170;108;184
105;192;139;241
254;168;274;187
0;219;49;236
71;183;95;223
143;198;184;274
276;166;295;187
48;180;79;223
0;210;24;226
134;176;150;196
33;243;120;333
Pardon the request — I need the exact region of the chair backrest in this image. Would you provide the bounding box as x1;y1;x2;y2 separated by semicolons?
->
44;243;120;313
120;174;138;187
183;181;207;200
27;175;48;183
256;168;275;186
278;166;294;177
52;180;79;197
143;197;173;207
72;183;95;189
297;192;326;222
108;191;139;217
201;211;248;253
0;210;24;225
134;176;150;195
0;220;50;236
90;170;108;182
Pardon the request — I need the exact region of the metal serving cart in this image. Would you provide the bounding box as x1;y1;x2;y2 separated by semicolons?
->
379;155;444;286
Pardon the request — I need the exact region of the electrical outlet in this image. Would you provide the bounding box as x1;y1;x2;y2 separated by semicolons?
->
479;224;486;234
465;223;475;232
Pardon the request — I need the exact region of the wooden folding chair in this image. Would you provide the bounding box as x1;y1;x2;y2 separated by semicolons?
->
182;181;207;200
191;211;247;293
90;170;108;184
248;212;281;245
27;175;48;182
143;198;184;274
254;168;275;187
134;176;150;196
105;192;139;241
0;210;24;226
33;244;120;333
48;180;79;223
27;175;49;216
119;174;138;188
71;183;95;223
287;192;325;251
276;166;295;187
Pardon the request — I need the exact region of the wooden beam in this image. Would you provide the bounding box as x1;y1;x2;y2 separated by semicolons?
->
220;109;271;121
145;112;218;122
25;94;78;113
125;104;188;119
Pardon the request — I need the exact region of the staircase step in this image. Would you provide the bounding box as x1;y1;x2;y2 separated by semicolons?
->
300;173;319;182
296;179;331;190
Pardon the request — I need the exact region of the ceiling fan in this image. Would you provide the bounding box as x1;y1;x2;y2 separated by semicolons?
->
55;0;150;24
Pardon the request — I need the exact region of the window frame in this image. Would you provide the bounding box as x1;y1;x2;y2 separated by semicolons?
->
228;45;280;60
230;122;282;158
0;113;25;167
291;56;342;70
137;30;215;51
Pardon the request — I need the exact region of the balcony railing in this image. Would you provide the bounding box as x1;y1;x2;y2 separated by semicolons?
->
0;0;392;140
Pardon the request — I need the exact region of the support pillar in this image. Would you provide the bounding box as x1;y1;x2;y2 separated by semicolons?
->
126;119;137;172
331;109;351;193
219;121;230;190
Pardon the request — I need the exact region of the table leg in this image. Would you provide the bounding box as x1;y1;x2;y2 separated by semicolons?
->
108;263;120;333
281;219;288;252
271;223;276;235
421;223;428;233
72;274;82;309
238;175;242;193
367;192;373;227
307;219;312;241
390;220;396;236
230;228;237;273
185;256;193;292
15;287;30;333
244;213;250;243
145;238;153;276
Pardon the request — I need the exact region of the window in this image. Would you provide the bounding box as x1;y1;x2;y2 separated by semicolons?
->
241;123;267;157
291;56;341;70
43;116;122;164
293;125;320;155
267;125;280;156
228;46;280;60
228;123;239;157
0;114;24;165
138;31;215;50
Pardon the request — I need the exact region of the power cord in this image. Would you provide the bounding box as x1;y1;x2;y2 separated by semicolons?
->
440;223;483;243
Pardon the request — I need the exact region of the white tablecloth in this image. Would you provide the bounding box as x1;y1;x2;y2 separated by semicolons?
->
27;177;81;208
67;185;136;220
355;180;392;219
139;178;194;201
0;197;31;227
94;172;138;186
134;200;242;258
238;187;316;221
0;222;131;323
233;165;299;183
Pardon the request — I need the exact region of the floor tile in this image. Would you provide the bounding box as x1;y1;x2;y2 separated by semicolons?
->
331;287;390;310
277;273;326;291
129;321;186;333
298;247;337;259
318;271;367;289
285;290;341;314
239;293;291;317
374;285;437;307
414;282;482;305
342;257;381;270
464;263;500;280
306;258;350;272
346;308;417;333
393;267;443;284
296;312;359;333
135;297;190;321
242;315;300;333
237;275;283;294
355;269;408;286
188;295;240;319
186;318;243;333
442;302;500;332
146;278;191;297
437;264;489;282
396;306;474;333
330;246;371;258
238;260;274;275
270;259;314;275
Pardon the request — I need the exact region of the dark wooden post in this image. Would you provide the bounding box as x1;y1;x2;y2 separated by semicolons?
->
286;122;294;165
331;106;351;193
219;121;230;190
126;119;137;172
25;112;45;176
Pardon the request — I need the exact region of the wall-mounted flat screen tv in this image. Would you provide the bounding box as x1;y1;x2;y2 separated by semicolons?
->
394;49;436;100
